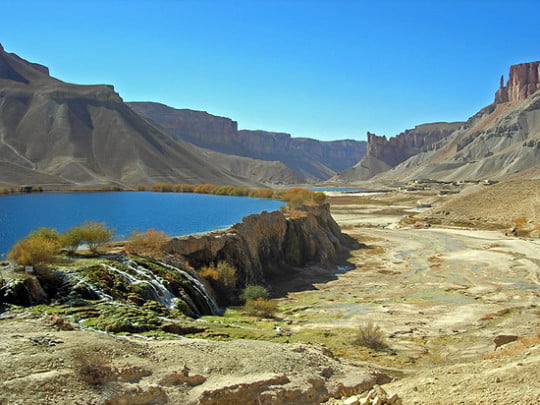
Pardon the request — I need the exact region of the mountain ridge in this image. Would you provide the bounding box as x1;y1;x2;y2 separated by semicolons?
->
332;61;540;184
128;101;366;182
0;44;288;187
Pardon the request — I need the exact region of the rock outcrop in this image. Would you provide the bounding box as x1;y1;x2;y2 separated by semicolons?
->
495;61;540;103
164;203;356;289
332;122;462;181
128;102;367;181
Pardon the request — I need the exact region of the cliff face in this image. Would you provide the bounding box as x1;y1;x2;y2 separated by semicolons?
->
129;102;367;181
163;204;355;289
125;102;239;148
495;61;540;103
333;122;462;181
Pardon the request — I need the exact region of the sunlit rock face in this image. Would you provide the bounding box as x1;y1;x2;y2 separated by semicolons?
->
495;61;540;103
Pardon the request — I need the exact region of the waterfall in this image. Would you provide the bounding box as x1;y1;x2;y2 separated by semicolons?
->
158;261;221;315
101;263;176;308
124;260;176;308
63;271;113;301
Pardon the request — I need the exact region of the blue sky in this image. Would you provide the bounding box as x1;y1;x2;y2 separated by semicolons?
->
1;0;539;141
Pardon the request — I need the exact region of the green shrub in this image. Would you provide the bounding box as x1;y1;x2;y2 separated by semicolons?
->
193;184;217;194
174;184;195;193
216;261;237;287
213;185;235;196
240;285;269;302
354;321;389;351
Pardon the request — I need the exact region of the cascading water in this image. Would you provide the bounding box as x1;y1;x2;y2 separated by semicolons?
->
158;261;221;315
101;263;176;308
124;260;176;308
61;271;113;302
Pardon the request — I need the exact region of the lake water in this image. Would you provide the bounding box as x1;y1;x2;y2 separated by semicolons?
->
0;192;285;257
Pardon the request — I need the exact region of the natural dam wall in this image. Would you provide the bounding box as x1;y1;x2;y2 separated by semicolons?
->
163;203;356;288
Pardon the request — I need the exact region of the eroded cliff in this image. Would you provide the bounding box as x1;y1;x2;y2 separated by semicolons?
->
332;122;462;182
495;61;540;103
163;203;356;292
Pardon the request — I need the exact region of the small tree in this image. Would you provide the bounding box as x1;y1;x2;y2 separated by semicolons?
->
216;261;237;288
61;226;85;253
79;222;114;254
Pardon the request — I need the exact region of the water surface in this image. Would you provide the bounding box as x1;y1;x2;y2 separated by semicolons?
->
0;192;284;256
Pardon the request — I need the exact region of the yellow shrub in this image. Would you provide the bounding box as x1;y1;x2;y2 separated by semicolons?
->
244;298;277;318
8;237;59;267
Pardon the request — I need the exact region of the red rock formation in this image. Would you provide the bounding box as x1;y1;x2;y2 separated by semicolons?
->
495;61;540;103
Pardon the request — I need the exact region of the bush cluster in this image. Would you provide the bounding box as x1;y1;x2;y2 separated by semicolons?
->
8;222;115;267
145;183;326;207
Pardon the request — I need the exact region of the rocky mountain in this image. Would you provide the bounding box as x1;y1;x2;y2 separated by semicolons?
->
333;61;540;183
332;122;463;182
0;44;279;187
128;102;367;181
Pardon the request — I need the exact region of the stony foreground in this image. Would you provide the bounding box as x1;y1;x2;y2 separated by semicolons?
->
0;316;389;405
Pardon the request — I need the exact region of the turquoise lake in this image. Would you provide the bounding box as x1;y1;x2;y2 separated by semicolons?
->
0;192;285;257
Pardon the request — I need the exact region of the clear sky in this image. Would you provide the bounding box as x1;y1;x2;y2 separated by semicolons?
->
1;0;538;141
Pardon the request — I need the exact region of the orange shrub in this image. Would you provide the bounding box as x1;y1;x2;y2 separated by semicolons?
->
174;184;195;193
152;183;174;192
125;229;168;257
193;184;217;194
248;188;275;199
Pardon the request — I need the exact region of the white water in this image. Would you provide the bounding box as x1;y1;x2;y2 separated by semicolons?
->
66;271;113;301
158;261;221;315
101;263;176;308
125;260;177;308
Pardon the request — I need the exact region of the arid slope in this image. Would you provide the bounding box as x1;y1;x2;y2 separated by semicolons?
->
0;44;256;187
